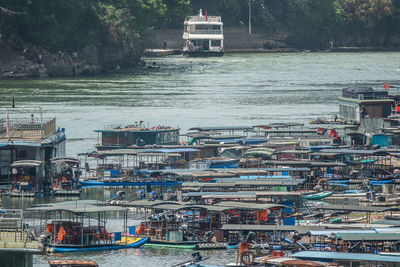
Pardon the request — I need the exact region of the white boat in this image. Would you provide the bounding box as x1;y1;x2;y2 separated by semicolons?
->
182;9;224;57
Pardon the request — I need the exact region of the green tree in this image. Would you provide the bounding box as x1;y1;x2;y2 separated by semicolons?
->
340;0;394;45
285;0;340;48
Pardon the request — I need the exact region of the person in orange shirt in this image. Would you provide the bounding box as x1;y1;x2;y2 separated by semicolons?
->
58;226;66;242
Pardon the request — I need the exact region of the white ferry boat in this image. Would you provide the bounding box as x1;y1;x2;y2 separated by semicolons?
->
182;9;224;57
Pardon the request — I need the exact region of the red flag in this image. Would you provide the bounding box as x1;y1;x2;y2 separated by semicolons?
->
205;10;208;21
384;83;390;90
6;108;10;135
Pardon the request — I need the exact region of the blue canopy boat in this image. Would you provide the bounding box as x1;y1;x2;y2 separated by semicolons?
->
28;200;148;253
52;237;148;252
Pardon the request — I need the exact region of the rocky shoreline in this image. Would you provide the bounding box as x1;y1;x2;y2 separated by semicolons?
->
1;42;400;79
0;44;143;79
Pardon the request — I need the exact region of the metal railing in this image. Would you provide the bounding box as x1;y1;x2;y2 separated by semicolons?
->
0;117;56;139
190;29;222;35
187;16;221;22
0;209;25;242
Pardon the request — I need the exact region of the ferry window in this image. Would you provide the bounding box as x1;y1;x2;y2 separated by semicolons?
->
195;25;208;30
212;25;220;30
104;132;113;138
211;40;221;46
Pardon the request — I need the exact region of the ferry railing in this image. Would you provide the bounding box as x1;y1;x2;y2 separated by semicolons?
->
187;16;221;22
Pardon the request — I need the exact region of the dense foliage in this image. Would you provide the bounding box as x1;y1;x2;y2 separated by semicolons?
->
1;0;400;50
0;0;190;51
191;0;400;48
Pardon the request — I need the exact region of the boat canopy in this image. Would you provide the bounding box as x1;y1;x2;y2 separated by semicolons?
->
28;200;126;213
50;156;80;164
315;204;389;213
188;126;253;132
215;201;287;210
319;148;390;156
220;224;324;234
11;160;43;168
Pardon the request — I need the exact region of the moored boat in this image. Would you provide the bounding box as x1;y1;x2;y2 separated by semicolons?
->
182;9;224;57
29;200;148;253
302;191;333;200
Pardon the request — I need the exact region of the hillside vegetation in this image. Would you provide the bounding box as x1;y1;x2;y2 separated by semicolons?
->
1;0;400;51
0;0;399;77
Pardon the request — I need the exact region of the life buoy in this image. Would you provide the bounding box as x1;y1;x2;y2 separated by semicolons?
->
317;178;329;189
240;251;254;266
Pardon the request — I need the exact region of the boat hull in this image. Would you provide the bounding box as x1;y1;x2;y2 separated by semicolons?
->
302;191;333;200
143;243;196;249
79;180;181;187
183;51;224;57
50;237;148;253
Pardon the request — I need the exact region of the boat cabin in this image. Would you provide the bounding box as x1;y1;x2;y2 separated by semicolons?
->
338;87;394;123
0;111;66;187
28;200;147;252
9;160;44;196
95;123;180;150
50;156;81;195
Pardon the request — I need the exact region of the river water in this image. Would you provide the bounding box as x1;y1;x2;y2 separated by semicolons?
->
1;52;400;266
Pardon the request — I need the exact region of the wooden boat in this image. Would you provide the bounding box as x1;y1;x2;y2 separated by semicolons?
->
49;260;98;267
302;191;333;200
28;200;148;253
144;241;198;249
50;157;81;196
79;178;181;187
7;160;46;197
50;237;148;252
330;217;342;223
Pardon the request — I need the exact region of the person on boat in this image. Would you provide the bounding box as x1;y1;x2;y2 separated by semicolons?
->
136;138;146;146
58;226;66;243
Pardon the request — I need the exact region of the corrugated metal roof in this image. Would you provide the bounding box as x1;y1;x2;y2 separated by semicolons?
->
215;201;287;210
150;148;199;153
28;200;126;213
315;204;386;212
188;126;252;131
126;200;182;208
293;251;400;263
308;230;376;236
319;148;389;156
335;233;400;241
221;224;324;234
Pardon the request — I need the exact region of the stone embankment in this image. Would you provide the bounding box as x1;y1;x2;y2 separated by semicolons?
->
143;26;288;51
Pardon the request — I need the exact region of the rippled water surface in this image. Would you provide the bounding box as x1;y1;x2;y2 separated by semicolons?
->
1;52;400;266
